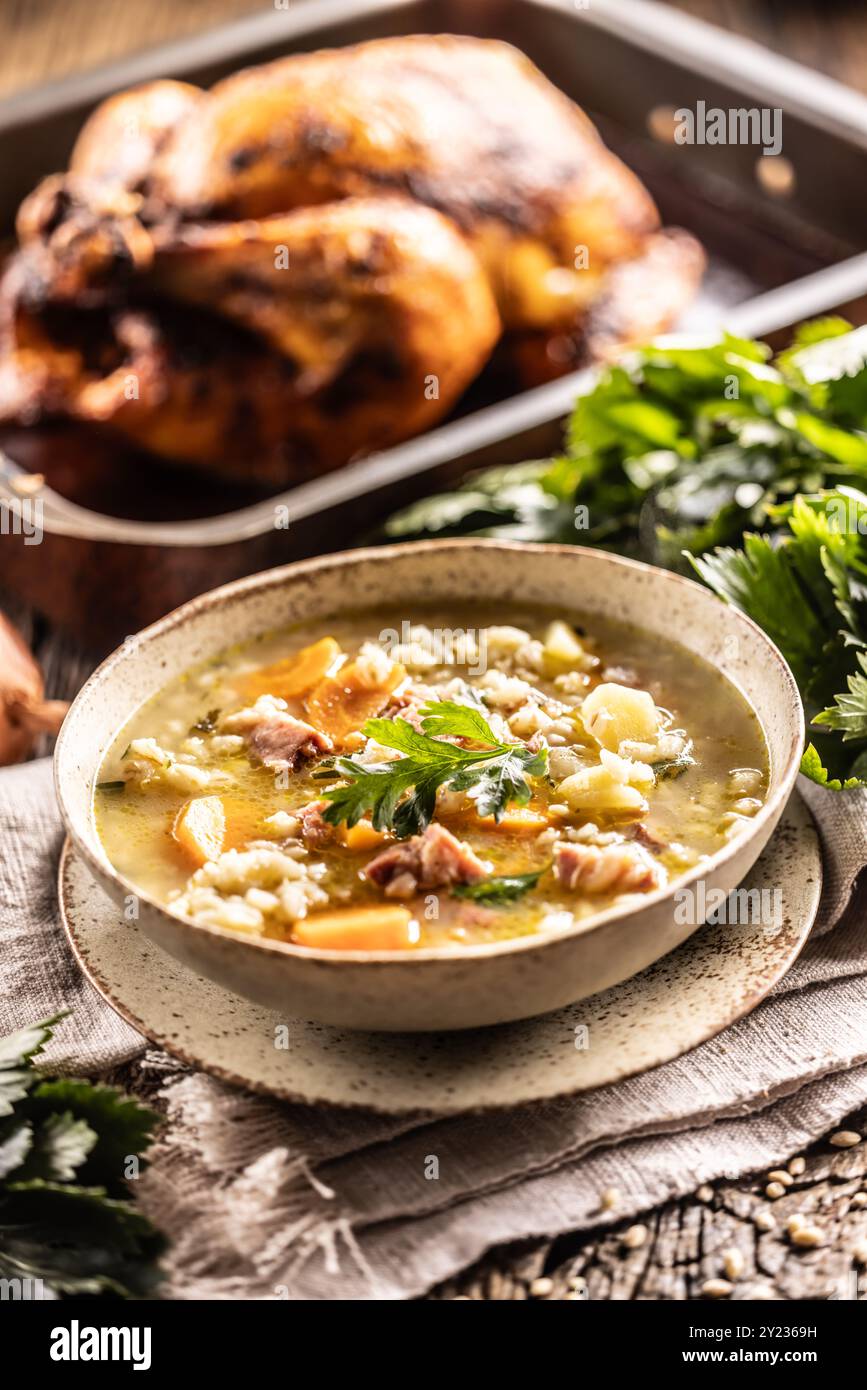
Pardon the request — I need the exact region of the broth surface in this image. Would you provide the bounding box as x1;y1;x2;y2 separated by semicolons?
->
95;604;769;949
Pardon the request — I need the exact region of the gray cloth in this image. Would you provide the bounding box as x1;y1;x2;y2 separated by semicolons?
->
799;779;867;933
1;759;865;1300
0;760;142;1073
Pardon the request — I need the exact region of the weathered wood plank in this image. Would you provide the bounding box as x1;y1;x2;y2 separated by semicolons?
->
430;1107;867;1300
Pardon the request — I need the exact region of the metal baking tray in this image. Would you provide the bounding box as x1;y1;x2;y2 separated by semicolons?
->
3;0;867;648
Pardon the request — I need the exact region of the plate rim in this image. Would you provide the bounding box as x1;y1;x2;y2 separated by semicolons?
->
57;792;822;1114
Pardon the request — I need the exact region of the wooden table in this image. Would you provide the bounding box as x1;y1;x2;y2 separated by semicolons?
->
2;0;866;1302
435;1120;867;1301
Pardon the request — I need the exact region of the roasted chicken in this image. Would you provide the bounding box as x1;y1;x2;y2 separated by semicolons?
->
0;35;704;483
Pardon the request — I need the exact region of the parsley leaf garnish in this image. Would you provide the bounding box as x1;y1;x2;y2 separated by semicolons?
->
321;700;548;838
453;866;548;903
407;701;497;743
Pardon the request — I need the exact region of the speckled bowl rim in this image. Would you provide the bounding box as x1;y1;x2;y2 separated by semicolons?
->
55;539;805;967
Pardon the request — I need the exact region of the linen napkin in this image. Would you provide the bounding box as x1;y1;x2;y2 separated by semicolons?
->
2;758;866;1300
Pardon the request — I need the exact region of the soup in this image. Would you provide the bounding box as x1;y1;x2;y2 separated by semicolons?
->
94;606;768;950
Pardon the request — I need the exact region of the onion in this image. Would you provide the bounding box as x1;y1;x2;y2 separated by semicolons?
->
0;611;68;764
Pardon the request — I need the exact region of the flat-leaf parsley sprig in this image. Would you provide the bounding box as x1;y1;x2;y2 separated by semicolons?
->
453;866;549;903
0;1014;164;1298
321;700;548;839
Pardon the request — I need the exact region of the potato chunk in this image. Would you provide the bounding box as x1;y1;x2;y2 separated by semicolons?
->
580;682;660;752
557;765;648;815
558;753;652;816
543;619;586;672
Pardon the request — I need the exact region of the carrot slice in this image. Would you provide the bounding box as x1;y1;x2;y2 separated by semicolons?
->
240;637;341;701
292;906;417;951
172;795;226;866
341;820;387;852
223;797;272;851
305;659;405;747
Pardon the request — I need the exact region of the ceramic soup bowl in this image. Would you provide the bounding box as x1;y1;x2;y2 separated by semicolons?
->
55;540;804;1031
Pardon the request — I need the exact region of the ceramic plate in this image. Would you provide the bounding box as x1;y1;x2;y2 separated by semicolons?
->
59;792;820;1115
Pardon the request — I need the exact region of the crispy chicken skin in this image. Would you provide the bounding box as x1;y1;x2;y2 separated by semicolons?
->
70;80;202;191
511;228;707;386
149;35;664;331
15;175;154;303
149;199;500;384
0;295;326;486
0;35;703;480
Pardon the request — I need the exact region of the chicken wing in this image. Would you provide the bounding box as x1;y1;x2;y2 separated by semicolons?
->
70;79;202;191
10;80;200;305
